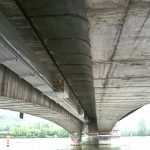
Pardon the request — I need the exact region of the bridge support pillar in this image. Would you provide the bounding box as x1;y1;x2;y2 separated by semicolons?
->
83;133;99;145
97;135;112;145
70;132;82;146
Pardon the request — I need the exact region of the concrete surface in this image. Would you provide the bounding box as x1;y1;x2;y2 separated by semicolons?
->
0;64;84;133
0;10;87;123
86;0;150;131
0;0;150;134
0;0;96;120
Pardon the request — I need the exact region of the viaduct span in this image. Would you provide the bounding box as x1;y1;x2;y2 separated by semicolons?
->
0;0;150;145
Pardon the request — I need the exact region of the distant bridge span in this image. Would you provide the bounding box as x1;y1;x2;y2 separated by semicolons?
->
0;64;84;133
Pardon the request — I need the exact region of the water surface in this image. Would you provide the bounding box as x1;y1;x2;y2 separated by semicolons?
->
0;137;150;150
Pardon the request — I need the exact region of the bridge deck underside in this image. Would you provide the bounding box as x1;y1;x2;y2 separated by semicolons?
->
0;64;83;133
86;0;150;131
0;97;80;133
0;0;96;119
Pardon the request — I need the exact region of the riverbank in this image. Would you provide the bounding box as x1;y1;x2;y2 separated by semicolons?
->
0;134;84;139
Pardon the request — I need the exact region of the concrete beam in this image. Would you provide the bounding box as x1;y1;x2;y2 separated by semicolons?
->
0;64;84;133
0;11;87;123
12;0;96;119
86;0;150;131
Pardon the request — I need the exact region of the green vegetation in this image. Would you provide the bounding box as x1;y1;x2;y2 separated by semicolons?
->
121;118;150;137
0;110;69;138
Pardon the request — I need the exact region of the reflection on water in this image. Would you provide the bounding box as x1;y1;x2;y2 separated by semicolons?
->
70;145;121;150
0;137;150;150
70;138;121;150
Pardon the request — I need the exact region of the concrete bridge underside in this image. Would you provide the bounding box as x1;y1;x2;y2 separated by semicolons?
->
0;0;150;134
87;0;150;131
0;64;84;133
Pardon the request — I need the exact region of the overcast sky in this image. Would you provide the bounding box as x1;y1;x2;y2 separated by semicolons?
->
1;104;150;131
119;104;150;131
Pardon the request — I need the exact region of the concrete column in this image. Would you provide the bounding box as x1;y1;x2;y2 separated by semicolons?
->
70;132;82;146
83;133;90;144
97;135;112;145
83;133;99;145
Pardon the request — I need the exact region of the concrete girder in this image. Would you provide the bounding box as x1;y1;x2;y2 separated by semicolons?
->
0;10;88;123
0;64;84;133
0;0;96;120
10;0;96;119
86;0;150;131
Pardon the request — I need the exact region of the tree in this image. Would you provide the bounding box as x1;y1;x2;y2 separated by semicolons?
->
4;126;9;131
38;128;47;138
30;129;39;136
11;127;20;136
0;126;4;131
20;127;28;136
41;121;49;128
34;121;41;129
121;129;131;136
137;118;147;136
26;133;31;138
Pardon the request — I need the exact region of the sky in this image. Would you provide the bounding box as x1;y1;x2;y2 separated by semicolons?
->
0;108;48;122
119;104;150;131
1;104;150;131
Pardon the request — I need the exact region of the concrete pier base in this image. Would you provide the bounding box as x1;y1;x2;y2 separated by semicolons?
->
70;132;82;146
83;134;99;145
98;135;112;145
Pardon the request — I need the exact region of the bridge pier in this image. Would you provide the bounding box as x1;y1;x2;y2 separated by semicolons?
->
70;132;82;146
97;135;112;145
83;133;99;145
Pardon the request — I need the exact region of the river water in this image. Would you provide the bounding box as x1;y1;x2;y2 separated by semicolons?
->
0;137;150;150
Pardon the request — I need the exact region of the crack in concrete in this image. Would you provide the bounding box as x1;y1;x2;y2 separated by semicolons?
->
99;0;132;103
94;76;150;79
131;9;150;54
94;58;150;64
